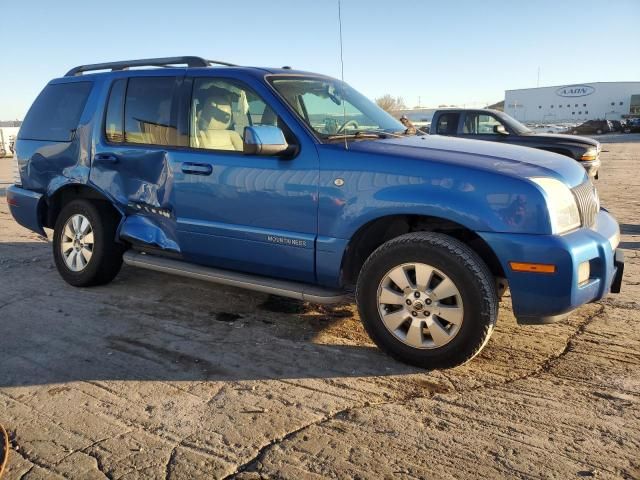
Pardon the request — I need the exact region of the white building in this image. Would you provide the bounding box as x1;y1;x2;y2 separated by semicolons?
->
504;82;640;123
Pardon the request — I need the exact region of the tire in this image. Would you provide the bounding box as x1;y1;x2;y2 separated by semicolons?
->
356;232;497;369
53;199;123;287
572;130;578;134
596;129;603;135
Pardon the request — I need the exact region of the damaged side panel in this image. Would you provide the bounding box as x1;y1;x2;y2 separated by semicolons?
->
90;148;182;253
89;73;185;253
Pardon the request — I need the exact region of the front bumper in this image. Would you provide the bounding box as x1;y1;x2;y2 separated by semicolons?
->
480;209;623;324
6;185;46;236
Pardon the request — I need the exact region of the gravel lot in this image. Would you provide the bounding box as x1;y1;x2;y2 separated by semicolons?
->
1;137;639;479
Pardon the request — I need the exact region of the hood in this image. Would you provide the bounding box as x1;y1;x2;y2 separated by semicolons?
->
523;132;599;147
347;135;588;187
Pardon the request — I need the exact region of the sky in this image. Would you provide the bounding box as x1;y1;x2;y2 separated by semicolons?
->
1;0;639;120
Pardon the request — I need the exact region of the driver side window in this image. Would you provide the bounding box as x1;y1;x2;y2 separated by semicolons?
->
190;78;282;152
463;113;504;135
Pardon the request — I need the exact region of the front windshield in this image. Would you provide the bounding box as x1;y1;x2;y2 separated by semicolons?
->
498;112;533;135
270;77;405;138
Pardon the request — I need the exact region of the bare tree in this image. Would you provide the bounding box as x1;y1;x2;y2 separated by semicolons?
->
376;94;406;114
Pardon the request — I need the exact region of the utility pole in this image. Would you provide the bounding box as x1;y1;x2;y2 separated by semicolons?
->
537;67;540;88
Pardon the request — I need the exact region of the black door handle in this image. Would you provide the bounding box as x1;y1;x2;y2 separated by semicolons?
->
182;163;213;175
94;153;119;163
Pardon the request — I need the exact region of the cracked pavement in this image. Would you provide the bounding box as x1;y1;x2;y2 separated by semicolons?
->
1;137;639;479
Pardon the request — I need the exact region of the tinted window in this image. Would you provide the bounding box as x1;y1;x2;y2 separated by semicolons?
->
435;113;460;135
124;77;178;145
105;79;126;143
19;82;92;141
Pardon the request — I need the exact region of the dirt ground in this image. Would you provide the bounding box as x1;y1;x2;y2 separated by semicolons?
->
1;137;639;479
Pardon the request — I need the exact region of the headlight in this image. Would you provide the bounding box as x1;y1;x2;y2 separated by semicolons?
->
530;177;581;234
580;147;598;161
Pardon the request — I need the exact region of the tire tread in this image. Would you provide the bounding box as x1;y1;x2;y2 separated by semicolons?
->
356;232;497;368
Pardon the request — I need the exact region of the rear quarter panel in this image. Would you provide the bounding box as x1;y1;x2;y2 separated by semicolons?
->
16;76;105;198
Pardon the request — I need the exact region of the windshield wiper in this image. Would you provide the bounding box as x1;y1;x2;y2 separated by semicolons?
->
326;130;390;141
326;130;403;140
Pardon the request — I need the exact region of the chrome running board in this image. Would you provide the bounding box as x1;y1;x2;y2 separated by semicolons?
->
123;251;347;304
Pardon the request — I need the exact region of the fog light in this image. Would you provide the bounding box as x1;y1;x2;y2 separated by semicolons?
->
578;261;590;285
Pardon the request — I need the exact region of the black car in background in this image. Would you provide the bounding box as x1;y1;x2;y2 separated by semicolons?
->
623;118;640;133
430;108;602;178
610;120;625;132
571;120;613;135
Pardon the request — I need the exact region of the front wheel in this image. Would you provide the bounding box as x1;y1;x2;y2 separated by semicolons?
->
53;200;124;287
356;232;497;369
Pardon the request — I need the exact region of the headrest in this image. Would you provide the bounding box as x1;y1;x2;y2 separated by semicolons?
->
201;94;233;130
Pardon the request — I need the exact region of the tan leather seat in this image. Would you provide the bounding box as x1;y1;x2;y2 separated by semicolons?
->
198;94;243;151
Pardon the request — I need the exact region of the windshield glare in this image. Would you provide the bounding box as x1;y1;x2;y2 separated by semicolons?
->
270;77;405;138
498;112;532;134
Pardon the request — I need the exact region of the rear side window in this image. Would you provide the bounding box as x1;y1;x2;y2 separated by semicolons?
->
19;82;92;141
435;113;460;135
123;77;178;146
105;79;126;143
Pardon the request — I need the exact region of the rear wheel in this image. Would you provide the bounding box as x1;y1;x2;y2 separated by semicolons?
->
356;232;497;369
53;200;123;287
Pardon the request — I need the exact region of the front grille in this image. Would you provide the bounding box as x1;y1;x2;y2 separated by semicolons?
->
572;180;599;228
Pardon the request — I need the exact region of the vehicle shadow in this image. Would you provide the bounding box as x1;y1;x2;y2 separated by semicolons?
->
0;241;422;389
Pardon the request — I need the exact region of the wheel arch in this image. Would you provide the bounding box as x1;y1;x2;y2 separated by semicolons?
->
44;183;123;229
341;214;505;287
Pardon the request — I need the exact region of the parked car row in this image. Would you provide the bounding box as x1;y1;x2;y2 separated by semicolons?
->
570;120;614;135
623;118;640;133
511;119;639;135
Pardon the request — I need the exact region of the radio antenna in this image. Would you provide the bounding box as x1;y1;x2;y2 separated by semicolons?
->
338;0;348;150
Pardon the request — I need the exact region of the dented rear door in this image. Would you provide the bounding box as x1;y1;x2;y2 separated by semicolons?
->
91;71;186;253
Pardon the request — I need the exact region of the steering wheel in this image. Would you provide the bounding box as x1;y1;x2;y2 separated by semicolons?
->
336;119;359;133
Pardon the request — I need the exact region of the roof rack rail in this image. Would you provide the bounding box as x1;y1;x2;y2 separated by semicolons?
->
65;56;237;77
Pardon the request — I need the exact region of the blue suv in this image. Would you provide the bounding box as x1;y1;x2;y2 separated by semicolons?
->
8;57;624;368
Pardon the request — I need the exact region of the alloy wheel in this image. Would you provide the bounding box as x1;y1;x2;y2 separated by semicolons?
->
377;262;464;349
60;214;94;272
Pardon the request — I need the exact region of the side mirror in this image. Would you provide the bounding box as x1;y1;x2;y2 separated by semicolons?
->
494;124;509;135
243;125;289;156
